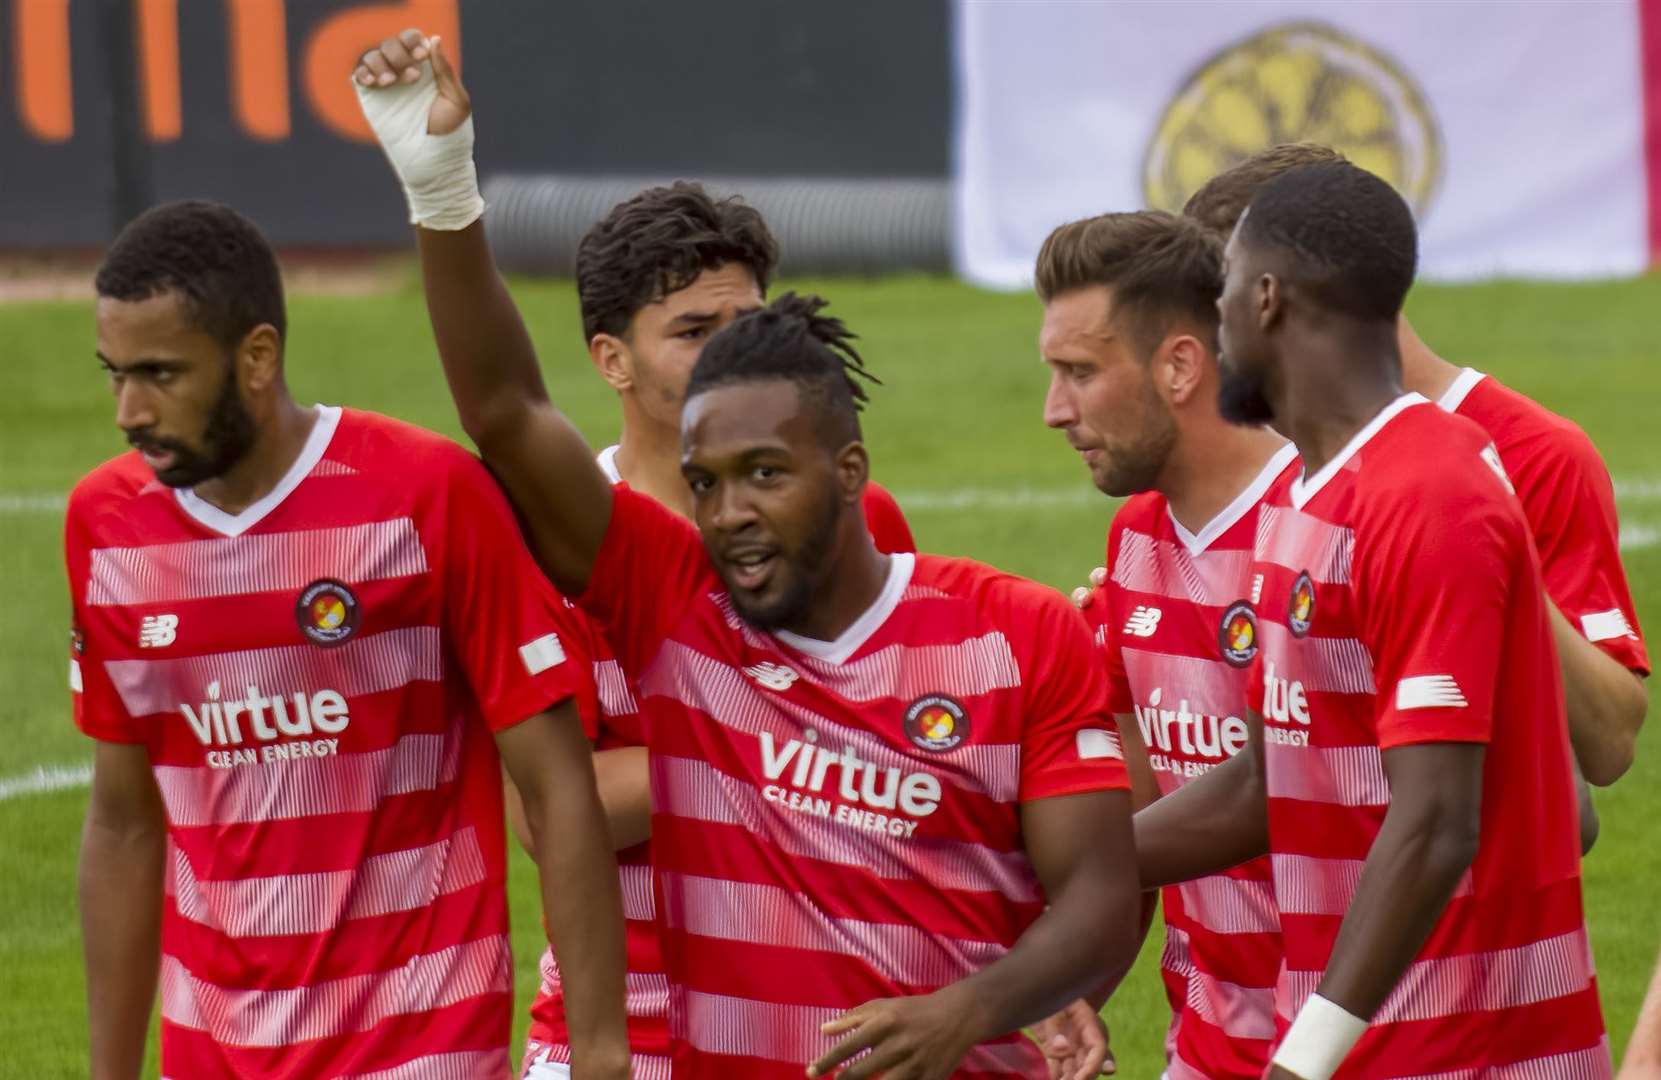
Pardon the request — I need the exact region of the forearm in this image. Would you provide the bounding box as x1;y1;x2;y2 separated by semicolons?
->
1134;750;1268;887
525;782;630;1073
1550;602;1646;786
593;747;652;851
79;821;163;1079
1621;943;1661;1070
953;859;1142;1041
1314;805;1476;1017
416;223;550;446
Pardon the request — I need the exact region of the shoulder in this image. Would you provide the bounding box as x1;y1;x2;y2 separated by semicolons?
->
914;555;1081;636
1107;491;1167;549
327;408;484;483
1357;405;1523;545
66;453;164;539
1466;378;1610;488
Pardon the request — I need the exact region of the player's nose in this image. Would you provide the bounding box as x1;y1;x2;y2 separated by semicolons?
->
1042;374;1076;430
114;378;158;433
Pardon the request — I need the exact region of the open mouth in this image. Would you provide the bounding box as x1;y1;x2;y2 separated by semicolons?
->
725;549;778;592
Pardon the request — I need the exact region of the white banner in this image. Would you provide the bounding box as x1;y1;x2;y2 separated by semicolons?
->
955;0;1655;287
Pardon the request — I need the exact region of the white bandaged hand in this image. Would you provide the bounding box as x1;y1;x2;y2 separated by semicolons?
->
353;55;483;231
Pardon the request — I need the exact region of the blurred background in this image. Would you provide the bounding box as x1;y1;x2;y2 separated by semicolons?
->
3;1;1659;1075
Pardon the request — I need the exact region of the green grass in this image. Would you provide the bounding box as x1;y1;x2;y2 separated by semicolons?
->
1;270;1658;1076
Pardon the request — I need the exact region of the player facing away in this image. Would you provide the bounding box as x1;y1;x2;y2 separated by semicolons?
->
1037;210;1295;1079
515;183;916;1080
354;35;1144;1080
69;202;628;1079
1136;162;1608;1079
1186;145;1648;796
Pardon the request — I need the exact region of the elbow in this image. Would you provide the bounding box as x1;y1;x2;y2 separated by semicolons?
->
1576;670;1647;788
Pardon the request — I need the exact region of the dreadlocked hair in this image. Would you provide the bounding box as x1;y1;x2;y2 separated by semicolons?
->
686;293;879;446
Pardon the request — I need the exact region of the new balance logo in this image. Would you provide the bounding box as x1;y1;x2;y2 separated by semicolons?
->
139;614;178;648
1581;608;1637;643
1396;675;1468;710
1250;574;1264;605
744;662;799;691
1122;606;1162;638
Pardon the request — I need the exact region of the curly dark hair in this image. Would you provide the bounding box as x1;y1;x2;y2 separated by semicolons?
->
95;199;286;351
1035;209;1222;354
575;181;779;343
1182;142;1349;239
1239;161;1418;322
685;292;878;445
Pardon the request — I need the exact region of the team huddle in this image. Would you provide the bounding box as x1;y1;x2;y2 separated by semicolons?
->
65;28;1648;1080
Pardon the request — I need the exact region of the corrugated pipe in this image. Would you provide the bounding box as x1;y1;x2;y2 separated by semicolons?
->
481;174;951;276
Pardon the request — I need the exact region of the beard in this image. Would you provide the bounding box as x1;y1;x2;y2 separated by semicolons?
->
726;486;845;632
132;360;258;488
1217;359;1277;426
1094;386;1177;498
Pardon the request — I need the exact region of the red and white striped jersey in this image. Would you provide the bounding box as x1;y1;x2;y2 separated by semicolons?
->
576;485;1128;1080
1097;443;1297;1080
66;407;594;1080
524;453;918;1079
1248;395;1608;1077
1440;368;1648;674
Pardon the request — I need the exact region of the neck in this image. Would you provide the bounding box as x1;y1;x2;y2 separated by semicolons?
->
1396;315;1461;402
615;399;693;518
1270;328;1404;477
1159;416;1288;537
782;523;891;642
192;396;317;515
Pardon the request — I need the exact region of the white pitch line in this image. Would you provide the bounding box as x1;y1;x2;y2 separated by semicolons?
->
0;494;67;514
0;762;91;802
1622;524;1659;551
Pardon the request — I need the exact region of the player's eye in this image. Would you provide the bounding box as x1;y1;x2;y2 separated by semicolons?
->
675;327;707;341
687;475;714;495
751;465;781;483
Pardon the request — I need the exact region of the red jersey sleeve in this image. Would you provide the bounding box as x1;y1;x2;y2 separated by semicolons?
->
1355;463;1522;749
64;495;143;744
1096;517;1132;714
579;485;712;676
1511;428;1649;674
437;454;598;733
1017;589;1131;801
860;482;917;555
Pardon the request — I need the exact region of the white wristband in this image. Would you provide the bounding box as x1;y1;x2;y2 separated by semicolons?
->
352;61;484;231
1270;993;1368;1080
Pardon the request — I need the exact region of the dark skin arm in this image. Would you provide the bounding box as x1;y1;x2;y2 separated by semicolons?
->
358;33;614;594
79;741;165;1080
496;706;630;1078
807;789;1141;1080
505;746;653;857
1133;712;1269;889
1266;742;1484;1080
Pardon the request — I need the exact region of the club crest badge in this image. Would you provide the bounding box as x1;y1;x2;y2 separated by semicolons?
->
904;694;969;753
297;579;359;647
1287;571;1315;638
1218;600;1259;667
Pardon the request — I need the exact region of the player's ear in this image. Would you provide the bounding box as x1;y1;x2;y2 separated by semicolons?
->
589;333;633;392
1256;272;1283;333
1161;333;1205;406
238;323;283;393
834;441;869;506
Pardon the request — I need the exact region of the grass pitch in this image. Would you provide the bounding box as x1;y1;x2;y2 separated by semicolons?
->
1;270;1658;1076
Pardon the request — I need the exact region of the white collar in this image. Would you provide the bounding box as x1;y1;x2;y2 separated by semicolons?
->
1437;368;1486;412
1168;441;1299;555
1289;394;1427;510
774;552;916;665
597;443;623;484
174;405;340;537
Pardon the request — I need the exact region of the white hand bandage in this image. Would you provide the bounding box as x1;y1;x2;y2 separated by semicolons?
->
353;62;483;231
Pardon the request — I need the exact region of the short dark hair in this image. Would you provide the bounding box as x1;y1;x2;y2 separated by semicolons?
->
685;292;876;445
1034;210;1223;353
95;199;286;351
575;181;779;343
1183;143;1349;238
1239;161;1418;322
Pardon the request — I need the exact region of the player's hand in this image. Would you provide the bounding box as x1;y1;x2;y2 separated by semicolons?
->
1071;566;1108;610
1030;998;1114;1079
353;29;470;135
806;990;982;1080
1266;1066;1306;1080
